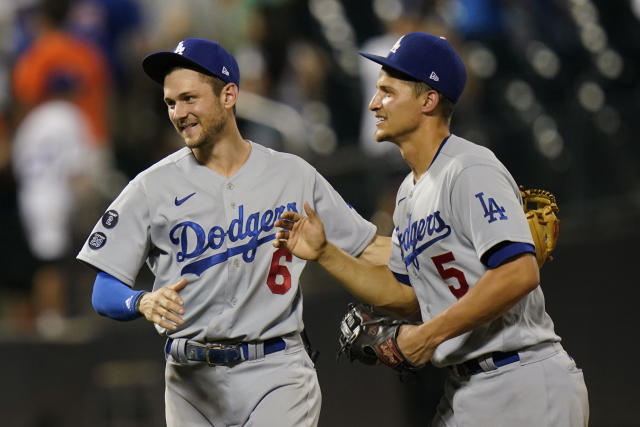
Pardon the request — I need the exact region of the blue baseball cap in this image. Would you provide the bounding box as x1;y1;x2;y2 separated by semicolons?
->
142;38;240;87
360;32;466;103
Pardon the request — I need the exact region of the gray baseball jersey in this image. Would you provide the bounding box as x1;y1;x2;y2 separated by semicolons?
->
77;141;376;342
388;135;559;367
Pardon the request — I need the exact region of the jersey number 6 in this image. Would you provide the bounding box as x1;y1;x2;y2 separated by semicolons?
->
431;252;469;299
267;248;292;294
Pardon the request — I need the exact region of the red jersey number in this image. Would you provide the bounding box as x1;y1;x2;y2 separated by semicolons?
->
431;252;469;299
267;248;292;294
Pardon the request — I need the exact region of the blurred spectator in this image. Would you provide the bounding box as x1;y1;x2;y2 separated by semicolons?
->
447;0;507;41
138;0;258;53
7;0;118;338
11;0;111;146
275;39;339;155
12;71;97;338
233;5;283;150
67;0;143;90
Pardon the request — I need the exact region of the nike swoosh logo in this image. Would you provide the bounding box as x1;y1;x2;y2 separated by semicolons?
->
175;192;196;206
397;197;407;206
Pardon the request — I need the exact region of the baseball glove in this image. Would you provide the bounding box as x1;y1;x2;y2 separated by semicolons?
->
519;186;560;268
337;303;420;373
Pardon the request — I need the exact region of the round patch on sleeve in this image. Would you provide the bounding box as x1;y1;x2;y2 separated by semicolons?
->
88;232;107;249
101;210;119;229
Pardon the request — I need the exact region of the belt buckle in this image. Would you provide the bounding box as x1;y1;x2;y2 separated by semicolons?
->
204;343;241;366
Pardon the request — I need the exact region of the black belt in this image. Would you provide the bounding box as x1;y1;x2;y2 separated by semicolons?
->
166;337;285;366
452;350;520;377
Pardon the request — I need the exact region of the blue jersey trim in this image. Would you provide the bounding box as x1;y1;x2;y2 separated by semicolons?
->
92;272;145;321
426;135;451;172
484;242;535;269
393;272;412;286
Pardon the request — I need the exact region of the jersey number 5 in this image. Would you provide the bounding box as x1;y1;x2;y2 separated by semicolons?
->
431;252;469;298
267;248;292;294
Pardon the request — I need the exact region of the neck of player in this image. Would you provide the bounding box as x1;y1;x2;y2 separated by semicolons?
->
399;123;450;182
192;124;251;178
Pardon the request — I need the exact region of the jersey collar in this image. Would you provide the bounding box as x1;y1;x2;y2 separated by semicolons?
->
414;134;451;184
428;134;450;171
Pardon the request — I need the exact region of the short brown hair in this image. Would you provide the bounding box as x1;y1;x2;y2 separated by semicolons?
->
199;73;226;96
199;72;236;115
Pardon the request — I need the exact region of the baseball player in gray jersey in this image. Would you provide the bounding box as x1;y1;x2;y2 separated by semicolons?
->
76;38;388;427
274;32;589;426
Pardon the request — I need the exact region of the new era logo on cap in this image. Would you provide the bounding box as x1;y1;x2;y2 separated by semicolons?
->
429;71;439;82
222;66;229;76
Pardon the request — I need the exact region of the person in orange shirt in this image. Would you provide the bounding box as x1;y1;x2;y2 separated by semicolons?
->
12;0;111;147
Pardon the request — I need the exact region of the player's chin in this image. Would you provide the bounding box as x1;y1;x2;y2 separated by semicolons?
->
183;134;206;148
373;129;389;142
183;138;199;148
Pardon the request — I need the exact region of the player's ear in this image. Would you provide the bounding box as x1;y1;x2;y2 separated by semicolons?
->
421;90;439;114
221;83;239;110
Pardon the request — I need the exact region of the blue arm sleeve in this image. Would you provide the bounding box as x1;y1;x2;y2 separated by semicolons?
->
92;272;145;321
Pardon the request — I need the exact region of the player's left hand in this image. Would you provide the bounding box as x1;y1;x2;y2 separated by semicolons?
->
273;202;327;261
396;323;437;366
138;278;188;331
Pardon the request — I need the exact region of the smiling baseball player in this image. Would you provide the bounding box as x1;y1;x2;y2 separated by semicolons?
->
76;38;387;426
273;32;589;426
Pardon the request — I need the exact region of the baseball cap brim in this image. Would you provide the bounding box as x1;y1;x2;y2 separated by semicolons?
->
359;52;422;83
142;51;215;84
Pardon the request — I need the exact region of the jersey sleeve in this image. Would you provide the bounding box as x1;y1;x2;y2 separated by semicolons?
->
388;228;408;275
76;179;151;286
311;171;376;257
450;164;533;261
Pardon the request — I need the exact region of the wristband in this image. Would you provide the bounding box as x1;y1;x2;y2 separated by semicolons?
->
134;291;148;313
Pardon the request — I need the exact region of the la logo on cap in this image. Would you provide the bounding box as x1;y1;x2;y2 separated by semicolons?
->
174;41;186;55
390;35;404;53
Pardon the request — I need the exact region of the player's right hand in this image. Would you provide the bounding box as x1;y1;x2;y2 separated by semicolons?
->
138;278;188;331
273;202;327;261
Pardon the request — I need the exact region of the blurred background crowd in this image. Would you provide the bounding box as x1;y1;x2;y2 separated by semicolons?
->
0;0;638;426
